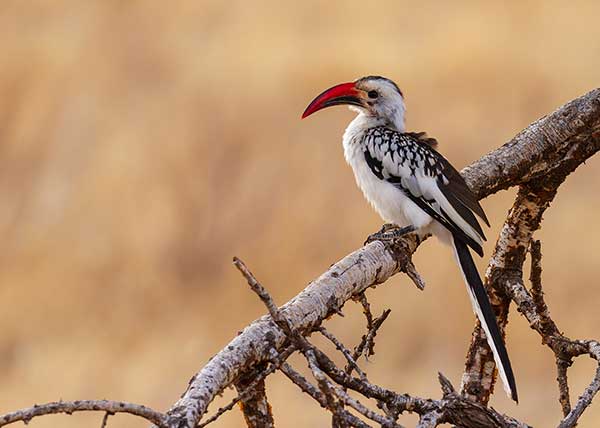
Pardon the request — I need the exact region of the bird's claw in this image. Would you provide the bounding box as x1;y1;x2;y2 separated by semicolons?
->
364;224;395;245
364;224;416;245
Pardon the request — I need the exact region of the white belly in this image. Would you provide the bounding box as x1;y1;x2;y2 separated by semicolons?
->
344;135;433;231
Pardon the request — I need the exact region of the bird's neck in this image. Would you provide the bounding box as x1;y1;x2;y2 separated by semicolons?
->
385;102;406;132
348;108;405;134
344;111;405;141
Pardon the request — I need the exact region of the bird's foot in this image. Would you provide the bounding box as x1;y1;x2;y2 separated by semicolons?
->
364;224;416;245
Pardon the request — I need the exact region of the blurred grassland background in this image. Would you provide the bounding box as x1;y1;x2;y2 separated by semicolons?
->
0;1;599;427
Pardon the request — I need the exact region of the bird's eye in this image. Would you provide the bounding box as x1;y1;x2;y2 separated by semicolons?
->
367;90;379;99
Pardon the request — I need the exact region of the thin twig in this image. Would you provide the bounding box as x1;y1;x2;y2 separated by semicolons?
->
529;240;559;338
438;372;457;397
236;258;402;427
353;308;392;362
280;362;327;407
314;345;434;415
358;293;374;330
402;259;426;290
306;349;396;428
0;400;166;427
279;362;371;428
318;327;367;380
233;257;280;320
530;240;572;416
235;257;368;426
556;357;572;417
100;412;112;428
305;350;348;423
558;341;600;428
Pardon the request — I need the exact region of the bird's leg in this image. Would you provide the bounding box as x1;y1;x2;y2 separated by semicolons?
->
364;224;416;245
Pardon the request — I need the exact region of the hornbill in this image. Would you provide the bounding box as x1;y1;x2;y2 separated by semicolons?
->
302;76;518;402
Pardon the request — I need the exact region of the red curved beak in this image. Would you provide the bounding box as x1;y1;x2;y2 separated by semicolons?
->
301;82;363;119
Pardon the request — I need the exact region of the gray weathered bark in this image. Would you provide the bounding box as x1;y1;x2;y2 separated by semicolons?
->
161;89;600;427
0;89;598;428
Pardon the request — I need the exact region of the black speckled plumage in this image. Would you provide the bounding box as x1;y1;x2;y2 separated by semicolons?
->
302;75;518;402
362;126;488;256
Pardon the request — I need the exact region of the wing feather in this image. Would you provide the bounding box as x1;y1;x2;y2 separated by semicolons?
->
436;156;490;227
363;127;488;256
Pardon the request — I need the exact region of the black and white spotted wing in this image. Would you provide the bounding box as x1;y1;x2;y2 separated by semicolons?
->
362;127;489;256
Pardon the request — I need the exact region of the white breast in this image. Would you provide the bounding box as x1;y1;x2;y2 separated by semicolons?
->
342;115;433;231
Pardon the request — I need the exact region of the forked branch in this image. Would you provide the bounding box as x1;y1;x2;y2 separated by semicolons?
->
0;89;598;428
158;88;599;428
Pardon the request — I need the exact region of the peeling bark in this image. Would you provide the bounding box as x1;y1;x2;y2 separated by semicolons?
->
159;88;600;428
1;91;599;428
235;363;274;428
461;100;600;403
163;238;420;427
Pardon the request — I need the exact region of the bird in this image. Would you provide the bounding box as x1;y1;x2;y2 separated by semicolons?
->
301;75;518;402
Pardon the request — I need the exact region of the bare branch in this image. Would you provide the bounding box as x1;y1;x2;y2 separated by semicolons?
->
462;115;600;403
528;241;572;417
156;88;600;427
197;346;295;428
279;361;376;428
462;216;600;427
437;372;456;397
1;88;598;428
100;412;112;428
402;259;426;290
238;258;404;427
313;345;529;427
556;357;572;417
306;349;402;428
0;400;167;427
358;293;374;332
233;257;281;320
359;309;391;361
280;361;327;407
351;294;391;365
235;362;275;428
163;238;420;427
462;88;600;199
319;327;367;380
529;240;559;339
558;341;600;428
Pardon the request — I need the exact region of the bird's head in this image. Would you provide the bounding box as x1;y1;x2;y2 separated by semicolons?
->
302;76;405;130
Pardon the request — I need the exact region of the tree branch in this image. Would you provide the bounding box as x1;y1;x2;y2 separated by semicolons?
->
5;91;598;428
235;362;275;428
0;400;167;427
557;341;600;428
156;88;600;427
461;92;600;403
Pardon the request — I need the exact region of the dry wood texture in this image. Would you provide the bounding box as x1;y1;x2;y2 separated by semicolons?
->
0;89;598;428
156;88;599;428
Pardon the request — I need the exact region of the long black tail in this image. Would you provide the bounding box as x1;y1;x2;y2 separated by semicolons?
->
452;234;518;403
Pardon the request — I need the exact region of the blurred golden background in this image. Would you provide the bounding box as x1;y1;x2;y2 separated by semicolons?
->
0;1;599;426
